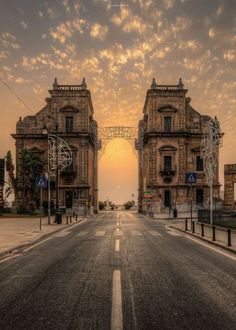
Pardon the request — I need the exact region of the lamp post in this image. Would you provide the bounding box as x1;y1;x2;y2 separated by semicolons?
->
43;125;51;224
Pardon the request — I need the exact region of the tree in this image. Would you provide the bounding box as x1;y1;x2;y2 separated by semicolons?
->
99;201;105;210
123;200;135;210
18;149;44;210
5;150;17;199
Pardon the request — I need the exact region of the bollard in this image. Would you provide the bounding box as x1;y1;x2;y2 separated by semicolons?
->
66;216;68;225
212;226;216;241
192;221;195;234
201;223;204;237
76;214;78;221
70;215;72;223
227;229;231;247
185;219;188;231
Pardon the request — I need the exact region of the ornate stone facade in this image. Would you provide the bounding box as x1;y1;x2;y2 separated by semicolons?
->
137;79;220;213
224;164;236;209
12;78;98;213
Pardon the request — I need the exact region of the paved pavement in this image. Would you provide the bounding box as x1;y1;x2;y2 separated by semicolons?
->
0;211;235;329
0;215;83;255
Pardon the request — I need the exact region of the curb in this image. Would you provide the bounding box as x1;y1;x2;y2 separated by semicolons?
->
169;225;236;255
0;217;87;260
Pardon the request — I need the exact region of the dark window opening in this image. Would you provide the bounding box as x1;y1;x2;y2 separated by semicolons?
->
65;117;73;132
164;156;172;171
164;117;172;132
196;155;203;171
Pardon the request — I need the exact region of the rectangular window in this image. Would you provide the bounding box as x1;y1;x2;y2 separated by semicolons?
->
196;155;203;171
164;117;172;132
65;117;73;132
164;156;172;171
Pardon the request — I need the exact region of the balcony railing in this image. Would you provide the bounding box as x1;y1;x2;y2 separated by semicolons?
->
61;164;77;174
160;164;177;176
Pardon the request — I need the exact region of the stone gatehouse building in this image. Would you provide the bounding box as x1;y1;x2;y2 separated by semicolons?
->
12;78;98;213
137;78;220;214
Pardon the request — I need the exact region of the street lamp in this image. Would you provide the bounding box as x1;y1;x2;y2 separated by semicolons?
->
43;125;51;224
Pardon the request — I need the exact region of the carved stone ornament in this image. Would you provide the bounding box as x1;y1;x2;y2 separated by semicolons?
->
23;116;37;128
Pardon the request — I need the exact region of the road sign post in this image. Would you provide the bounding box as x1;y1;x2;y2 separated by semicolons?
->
37;176;47;231
185;172;197;223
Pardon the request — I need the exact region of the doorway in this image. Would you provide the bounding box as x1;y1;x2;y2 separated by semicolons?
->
66;191;73;208
196;189;204;206
164;190;171;208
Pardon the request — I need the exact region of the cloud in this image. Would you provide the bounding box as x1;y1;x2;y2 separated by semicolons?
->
163;0;175;10
111;7;148;34
0;32;20;49
224;50;235;61
38;11;43;18
0;50;8;60
50;18;87;44
208;28;216;38
20;21;28;30
90;23;108;40
47;7;57;19
178;40;200;51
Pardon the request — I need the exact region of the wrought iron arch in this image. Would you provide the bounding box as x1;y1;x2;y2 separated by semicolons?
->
98;126;138;159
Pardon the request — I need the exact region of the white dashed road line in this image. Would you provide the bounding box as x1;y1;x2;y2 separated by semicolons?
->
131;231;143;236
95;231;106;236
111;270;123;330
166;230;181;237
55;231;71;237
149;230;162;237
115;239;120;252
76;231;88;236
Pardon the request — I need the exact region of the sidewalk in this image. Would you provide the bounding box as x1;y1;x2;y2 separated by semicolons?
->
170;220;236;254
0;215;85;257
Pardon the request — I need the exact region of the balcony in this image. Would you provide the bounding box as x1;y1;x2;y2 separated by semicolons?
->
61;163;77;174
160;165;177;177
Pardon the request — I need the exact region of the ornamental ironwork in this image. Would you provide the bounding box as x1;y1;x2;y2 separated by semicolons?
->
98;126;138;159
200;117;222;224
48;134;72;174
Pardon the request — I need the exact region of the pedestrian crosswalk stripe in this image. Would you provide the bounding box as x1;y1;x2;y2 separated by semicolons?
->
114;231;123;236
76;231;88;236
149;231;162;237
132;231;143;236
166;230;181;237
95;231;106;236
55;231;71;237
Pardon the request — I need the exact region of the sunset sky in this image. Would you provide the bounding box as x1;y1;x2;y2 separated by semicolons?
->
0;0;236;203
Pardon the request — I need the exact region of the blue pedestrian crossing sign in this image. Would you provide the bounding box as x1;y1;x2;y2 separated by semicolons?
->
185;172;197;184
36;176;47;188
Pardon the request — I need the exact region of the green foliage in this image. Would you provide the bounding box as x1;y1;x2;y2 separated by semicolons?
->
18;148;44;209
123;200;135;210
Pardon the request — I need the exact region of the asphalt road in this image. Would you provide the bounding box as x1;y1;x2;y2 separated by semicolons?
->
0;211;235;330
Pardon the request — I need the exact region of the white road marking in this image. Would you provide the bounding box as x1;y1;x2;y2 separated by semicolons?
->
111;270;123;330
24;218;87;252
115;239;120;252
132;231;143;236
149;230;162;237
185;235;236;261
116;228;120;232
95;231;106;236
115;231;123;236
166;230;181;237
76;231;88;236
55;231;71;237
